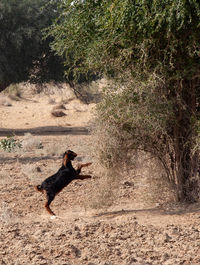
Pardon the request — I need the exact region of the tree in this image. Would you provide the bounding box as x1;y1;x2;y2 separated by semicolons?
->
0;0;65;92
47;0;200;202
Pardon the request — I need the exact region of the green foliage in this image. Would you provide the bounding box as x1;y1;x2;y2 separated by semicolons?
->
47;0;200;79
45;0;103;80
0;0;65;91
0;136;22;152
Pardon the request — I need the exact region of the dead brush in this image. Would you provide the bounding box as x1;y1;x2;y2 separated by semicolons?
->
92;114;176;207
33;141;66;157
135;154;177;206
42;142;65;157
21;133;43;151
85;166;120;210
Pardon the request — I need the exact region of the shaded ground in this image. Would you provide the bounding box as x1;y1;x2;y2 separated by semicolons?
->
0;84;200;265
0;126;89;136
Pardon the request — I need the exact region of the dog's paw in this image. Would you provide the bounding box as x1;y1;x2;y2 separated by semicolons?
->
50;215;56;220
85;162;92;167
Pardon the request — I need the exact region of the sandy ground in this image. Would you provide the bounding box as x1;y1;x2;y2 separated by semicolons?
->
0;84;200;265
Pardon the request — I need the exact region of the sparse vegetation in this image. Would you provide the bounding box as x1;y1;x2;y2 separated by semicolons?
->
43;143;64;157
0;136;22;152
87;170;119;210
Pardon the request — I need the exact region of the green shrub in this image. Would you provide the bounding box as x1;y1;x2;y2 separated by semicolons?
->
0;136;22;152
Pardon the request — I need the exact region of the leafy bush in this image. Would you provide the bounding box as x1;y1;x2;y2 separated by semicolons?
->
0;136;22;152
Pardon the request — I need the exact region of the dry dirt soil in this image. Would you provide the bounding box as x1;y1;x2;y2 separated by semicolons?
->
0;84;200;265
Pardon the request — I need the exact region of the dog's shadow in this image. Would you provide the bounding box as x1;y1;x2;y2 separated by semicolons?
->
93;202;200;219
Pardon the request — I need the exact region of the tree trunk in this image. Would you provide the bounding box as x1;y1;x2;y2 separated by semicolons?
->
174;79;199;202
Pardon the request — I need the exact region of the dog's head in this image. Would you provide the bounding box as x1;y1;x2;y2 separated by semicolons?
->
63;150;77;161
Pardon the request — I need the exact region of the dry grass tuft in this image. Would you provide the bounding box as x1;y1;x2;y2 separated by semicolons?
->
43;143;64;157
85;167;120;210
21;133;43;151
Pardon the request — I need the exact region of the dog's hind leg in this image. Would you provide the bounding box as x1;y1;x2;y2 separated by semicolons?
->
45;193;56;216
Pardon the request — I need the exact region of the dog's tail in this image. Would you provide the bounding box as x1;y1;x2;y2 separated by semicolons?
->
35;185;43;192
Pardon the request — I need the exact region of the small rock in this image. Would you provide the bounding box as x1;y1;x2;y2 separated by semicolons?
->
51;109;66;117
70;245;81;258
36;166;41;172
123;181;134;187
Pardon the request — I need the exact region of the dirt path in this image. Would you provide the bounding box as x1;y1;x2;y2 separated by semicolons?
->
0;86;200;265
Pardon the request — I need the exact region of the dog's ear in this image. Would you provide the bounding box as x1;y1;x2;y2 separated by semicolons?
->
67;150;77;157
63;152;68;167
62;152;67;158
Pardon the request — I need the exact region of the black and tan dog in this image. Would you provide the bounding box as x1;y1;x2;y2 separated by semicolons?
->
36;150;92;216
